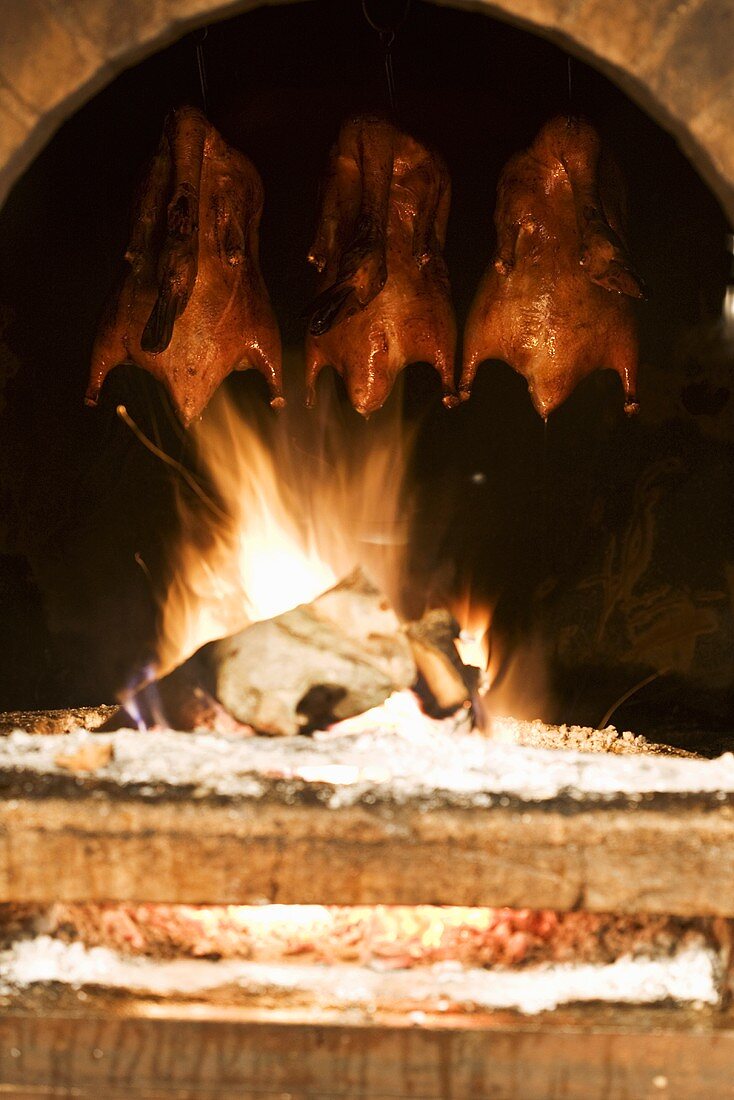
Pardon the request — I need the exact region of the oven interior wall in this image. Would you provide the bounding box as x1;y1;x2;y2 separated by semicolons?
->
0;0;730;742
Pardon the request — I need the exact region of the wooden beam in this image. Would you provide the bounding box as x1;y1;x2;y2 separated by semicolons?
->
1;749;734;913
1;1002;734;1099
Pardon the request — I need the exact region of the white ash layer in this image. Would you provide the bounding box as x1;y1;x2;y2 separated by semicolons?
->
1;692;733;807
0;934;720;1016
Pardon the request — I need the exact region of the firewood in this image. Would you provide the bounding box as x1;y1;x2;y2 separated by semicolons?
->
406;609;478;714
210;567;416;735
110;572;480;735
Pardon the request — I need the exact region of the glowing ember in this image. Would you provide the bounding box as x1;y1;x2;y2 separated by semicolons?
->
33;903;704;973
326;688;445;739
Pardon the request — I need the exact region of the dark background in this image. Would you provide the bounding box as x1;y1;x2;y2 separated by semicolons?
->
0;0;731;745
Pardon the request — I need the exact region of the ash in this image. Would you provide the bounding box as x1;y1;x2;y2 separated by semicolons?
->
0;691;733;807
0;935;720;1016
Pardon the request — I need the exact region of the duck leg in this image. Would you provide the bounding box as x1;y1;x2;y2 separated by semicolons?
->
558;118;646;299
86;144;171;406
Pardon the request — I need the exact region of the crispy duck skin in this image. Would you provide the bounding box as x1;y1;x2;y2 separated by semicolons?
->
306;116;457;416
460;115;646;419
86;106;283;426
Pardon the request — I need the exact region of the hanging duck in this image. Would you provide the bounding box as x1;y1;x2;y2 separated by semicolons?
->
460;115;646;419
305;115;457;416
86;105;284;426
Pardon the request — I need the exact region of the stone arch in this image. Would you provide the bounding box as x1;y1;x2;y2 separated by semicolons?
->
1;0;733;220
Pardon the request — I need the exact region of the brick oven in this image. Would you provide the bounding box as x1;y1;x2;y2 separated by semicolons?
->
0;1;733;1097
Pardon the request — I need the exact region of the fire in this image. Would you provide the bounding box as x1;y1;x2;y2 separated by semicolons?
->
46;901;570;968
447;593;553;723
451;592;492;672
139;375;547;726
42;902;681;978
157;377;412;675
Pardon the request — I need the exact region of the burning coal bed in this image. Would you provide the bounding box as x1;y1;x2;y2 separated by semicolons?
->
0;902;724;1018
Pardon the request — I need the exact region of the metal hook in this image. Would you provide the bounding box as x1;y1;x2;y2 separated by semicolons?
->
361;0;410;36
362;0;411;113
196;27;209;115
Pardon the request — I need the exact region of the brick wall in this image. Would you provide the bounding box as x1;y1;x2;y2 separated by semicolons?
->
0;0;732;218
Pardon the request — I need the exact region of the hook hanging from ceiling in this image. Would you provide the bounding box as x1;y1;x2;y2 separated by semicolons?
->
196;27;209;115
361;0;411;114
564;54;577;129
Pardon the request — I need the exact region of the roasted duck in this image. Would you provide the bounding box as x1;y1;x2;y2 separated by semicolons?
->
460;115;646;419
306;115;457;416
86;106;283;426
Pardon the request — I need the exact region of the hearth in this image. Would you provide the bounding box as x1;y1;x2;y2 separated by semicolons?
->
0;1;733;1097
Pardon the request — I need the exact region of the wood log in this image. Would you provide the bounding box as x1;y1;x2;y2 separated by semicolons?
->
209;567;416;734
0;725;733;913
112;567;418;735
109;574;478;735
1;1002;734;1099
405;608;478;713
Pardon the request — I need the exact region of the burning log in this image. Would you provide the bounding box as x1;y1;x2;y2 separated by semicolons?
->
117;567;431;735
112;561;483;735
210;568;416;734
405;609;478;715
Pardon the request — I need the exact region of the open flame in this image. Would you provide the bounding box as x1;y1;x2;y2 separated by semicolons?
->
451;591;492;672
139;374;548;726
157;379;412;675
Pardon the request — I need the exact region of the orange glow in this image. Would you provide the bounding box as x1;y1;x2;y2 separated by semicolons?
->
451;592;492;672
449;594;551;723
147;379;549;727
157;381;412;675
49;902;572;968
485;635;550;725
